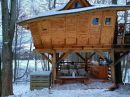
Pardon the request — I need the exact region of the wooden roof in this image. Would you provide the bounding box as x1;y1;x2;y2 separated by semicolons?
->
18;5;130;27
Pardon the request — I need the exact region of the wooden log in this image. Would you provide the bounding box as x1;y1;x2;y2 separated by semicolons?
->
52;51;57;85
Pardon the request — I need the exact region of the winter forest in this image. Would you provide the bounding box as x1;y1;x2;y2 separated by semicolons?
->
0;0;130;97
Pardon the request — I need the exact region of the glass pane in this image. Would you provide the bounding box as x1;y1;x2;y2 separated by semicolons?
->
92;18;99;25
72;2;82;8
105;18;111;25
76;2;82;8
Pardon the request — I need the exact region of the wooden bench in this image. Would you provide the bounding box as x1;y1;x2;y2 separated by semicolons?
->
59;76;88;84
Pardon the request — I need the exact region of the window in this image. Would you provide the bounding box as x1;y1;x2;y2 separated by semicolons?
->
92;18;99;25
72;2;82;8
105;18;111;25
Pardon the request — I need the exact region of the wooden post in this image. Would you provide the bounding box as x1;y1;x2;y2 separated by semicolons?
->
56;53;59;79
114;52;122;84
109;50;123;84
52;51;57;85
85;52;90;72
109;50;116;82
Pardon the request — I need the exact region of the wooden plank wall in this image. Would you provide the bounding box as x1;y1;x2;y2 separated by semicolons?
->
101;11;116;45
29;10;116;49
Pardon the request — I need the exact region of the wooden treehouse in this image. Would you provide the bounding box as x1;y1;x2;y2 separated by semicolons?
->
19;0;130;85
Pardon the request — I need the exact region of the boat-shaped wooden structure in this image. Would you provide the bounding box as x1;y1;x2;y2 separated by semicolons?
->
19;0;130;85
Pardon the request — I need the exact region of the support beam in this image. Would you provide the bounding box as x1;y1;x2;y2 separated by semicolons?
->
96;51;112;64
42;53;52;64
89;52;96;58
109;50;126;84
114;52;122;84
58;53;66;61
75;52;85;61
57;50;72;64
114;52;129;66
95;51;105;59
109;50;116;82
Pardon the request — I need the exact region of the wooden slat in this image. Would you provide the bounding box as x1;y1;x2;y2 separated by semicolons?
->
100;10;116;45
30;22;43;48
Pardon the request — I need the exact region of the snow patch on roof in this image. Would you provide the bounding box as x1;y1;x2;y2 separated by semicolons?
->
18;4;130;24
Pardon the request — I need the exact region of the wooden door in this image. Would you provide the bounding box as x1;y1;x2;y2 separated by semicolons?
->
100;11;116;45
50;17;66;47
77;13;89;45
66;15;77;45
89;12;102;45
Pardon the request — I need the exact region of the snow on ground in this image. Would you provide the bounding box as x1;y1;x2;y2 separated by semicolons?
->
9;81;130;97
53;81;112;90
13;82;30;95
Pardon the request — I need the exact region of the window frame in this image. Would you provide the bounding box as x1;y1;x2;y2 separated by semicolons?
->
91;17;100;26
71;1;83;9
104;17;112;26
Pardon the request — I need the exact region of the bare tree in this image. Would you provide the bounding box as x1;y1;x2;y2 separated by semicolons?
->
1;0;17;96
0;53;1;96
53;0;57;8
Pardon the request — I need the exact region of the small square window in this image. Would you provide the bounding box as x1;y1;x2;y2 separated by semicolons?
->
105;18;111;25
72;2;82;8
92;18;99;25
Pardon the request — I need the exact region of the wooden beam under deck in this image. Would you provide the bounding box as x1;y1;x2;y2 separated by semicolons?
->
36;48;112;53
114;48;130;52
35;45;130;54
42;53;52;64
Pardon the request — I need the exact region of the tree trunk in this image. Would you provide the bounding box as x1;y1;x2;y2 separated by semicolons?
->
2;42;13;96
1;0;17;96
53;0;56;8
0;54;2;96
13;27;18;82
48;0;52;10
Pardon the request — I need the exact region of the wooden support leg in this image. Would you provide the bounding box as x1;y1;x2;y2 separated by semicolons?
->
109;50;116;82
52;52;57;85
56;53;60;79
108;51;122;91
114;52;122;84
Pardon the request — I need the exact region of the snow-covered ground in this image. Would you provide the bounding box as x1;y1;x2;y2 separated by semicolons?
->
10;60;130;97
9;81;130;97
